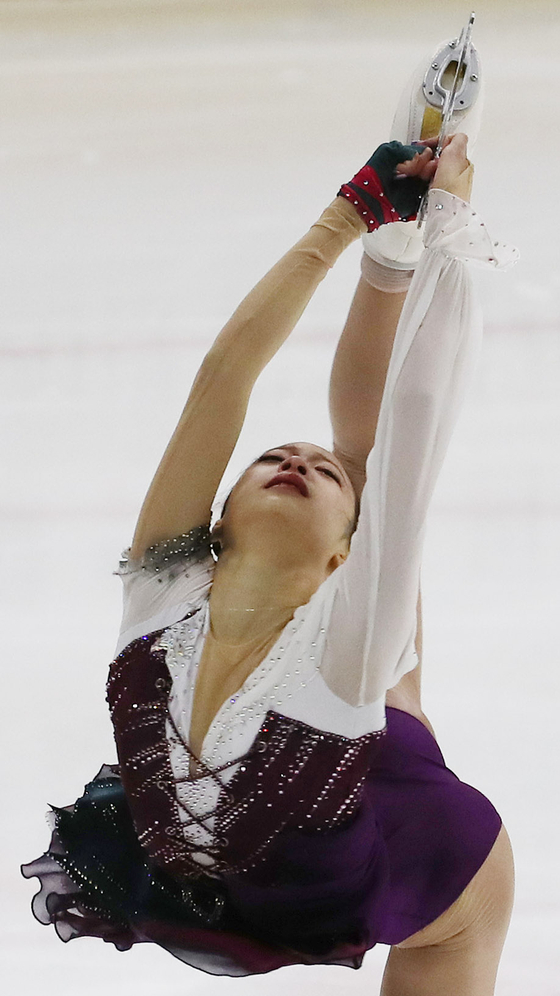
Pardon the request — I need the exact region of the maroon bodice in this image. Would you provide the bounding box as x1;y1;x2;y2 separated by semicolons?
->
106;613;386;882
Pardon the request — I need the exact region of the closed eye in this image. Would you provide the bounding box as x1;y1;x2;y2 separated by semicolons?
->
319;467;341;484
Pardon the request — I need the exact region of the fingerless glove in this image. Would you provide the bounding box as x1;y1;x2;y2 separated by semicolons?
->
338;141;429;232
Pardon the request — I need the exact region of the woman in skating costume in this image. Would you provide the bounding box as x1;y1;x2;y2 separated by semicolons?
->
22;52;518;995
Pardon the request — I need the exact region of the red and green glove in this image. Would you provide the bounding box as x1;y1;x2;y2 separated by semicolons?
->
338;141;432;232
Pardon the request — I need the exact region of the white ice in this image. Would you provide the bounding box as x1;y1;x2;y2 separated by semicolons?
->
1;2;559;994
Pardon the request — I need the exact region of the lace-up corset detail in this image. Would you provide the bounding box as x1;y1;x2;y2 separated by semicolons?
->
107;620;386;881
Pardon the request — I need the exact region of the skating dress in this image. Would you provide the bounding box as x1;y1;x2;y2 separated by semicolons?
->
22;191;518;976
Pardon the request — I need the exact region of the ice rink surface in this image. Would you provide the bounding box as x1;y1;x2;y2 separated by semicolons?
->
1;1;559;993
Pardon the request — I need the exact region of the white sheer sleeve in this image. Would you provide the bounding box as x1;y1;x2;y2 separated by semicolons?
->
320;189;519;706
113;525;215;657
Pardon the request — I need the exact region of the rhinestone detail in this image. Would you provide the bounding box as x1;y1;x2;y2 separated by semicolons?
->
107;626;386;880
115;524;212;575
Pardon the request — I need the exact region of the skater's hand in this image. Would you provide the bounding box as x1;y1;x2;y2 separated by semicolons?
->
338;141;437;231
430;133;474;202
396;134;474;202
394;142;438;184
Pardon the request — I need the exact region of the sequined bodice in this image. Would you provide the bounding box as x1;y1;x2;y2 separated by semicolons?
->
107;619;386;881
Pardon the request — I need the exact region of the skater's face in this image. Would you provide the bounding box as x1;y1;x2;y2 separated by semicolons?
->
213;442;359;569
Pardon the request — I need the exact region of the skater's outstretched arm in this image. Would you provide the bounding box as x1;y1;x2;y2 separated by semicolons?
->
129;198;366;560
128;138;434;560
329;276;426;707
320;135;517;706
328;141;438;496
327;144;440;713
329;282;408;498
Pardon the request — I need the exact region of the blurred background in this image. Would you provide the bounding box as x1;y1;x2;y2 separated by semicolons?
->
1;1;559;993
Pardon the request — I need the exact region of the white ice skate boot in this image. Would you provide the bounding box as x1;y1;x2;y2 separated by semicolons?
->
362;21;484;270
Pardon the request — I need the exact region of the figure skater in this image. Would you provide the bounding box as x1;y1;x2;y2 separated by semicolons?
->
22;37;518;996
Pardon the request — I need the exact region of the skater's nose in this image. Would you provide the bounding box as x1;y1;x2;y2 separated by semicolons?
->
279;456;308;475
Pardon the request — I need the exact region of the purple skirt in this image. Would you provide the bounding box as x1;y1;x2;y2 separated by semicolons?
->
21;707;502;976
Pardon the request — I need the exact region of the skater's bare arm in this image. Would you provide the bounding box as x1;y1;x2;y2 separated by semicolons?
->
129;198;365;560
329;281;408;497
325;135;473;709
328;280;425;685
328;154;431;673
328;139;443;494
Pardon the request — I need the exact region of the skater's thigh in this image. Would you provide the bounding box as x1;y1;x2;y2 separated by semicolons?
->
396;823;514;949
380;825;515;996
